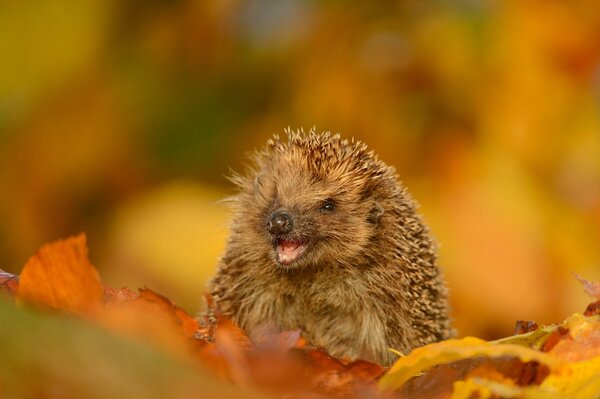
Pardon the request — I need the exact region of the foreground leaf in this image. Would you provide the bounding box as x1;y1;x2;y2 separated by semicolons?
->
0;300;264;399
549;314;600;362
451;355;600;399
7;235;600;399
304;348;385;397
138;288;200;338
538;355;600;398
18;234;103;313
491;326;556;350
379;337;563;391
103;285;140;305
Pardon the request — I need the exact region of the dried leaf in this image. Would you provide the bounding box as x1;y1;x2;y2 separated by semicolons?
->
549;314;600;362
397;356;549;399
492;324;559;351
538;355;600;399
451;355;600;399
473;356;600;399
0;300;261;399
138;288;199;338
584;300;600;317
540;327;570;352
197;318;252;385
241;332;308;393
0;269;19;301
452;377;523;399
103;286;139;305
9;234;600;399
379;337;563;391
18;234;103;313
515;320;539;335
94;295;195;356
305;348;385;397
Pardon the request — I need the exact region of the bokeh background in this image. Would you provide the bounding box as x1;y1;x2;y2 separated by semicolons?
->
1;0;599;340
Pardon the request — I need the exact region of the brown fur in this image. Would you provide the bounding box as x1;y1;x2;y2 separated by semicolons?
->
203;129;453;366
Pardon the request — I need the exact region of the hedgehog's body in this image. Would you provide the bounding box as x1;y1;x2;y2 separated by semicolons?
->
205;130;452;365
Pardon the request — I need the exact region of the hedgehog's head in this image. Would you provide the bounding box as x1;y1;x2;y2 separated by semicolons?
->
231;129;400;270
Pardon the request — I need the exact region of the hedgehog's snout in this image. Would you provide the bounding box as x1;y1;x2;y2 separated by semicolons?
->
267;210;308;266
266;211;293;235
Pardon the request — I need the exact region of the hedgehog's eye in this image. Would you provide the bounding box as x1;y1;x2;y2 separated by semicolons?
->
320;199;336;213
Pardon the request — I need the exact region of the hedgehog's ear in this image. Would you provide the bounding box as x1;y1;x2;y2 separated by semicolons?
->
367;202;384;224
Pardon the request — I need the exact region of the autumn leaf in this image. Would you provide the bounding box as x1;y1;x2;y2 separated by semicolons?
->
537;355;600;399
103;285;140;305
0;300;266;399
304;348;385;397
7;235;600;399
389;312;600;398
94;292;198;357
379;337;563;391
584;300;600;317
18;234;103;314
451;355;600;399
514;320;539;334
492;325;557;351
137;288;200;338
548;314;600;362
196;318;252;384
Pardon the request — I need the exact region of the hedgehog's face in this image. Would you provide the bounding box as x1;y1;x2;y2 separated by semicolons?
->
240;155;386;270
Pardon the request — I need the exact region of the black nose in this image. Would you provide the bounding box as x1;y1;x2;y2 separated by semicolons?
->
267;211;293;235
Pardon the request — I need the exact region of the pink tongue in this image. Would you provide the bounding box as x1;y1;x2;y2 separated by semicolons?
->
281;241;300;251
277;241;303;263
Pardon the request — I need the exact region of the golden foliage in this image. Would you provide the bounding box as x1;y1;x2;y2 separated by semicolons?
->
3;235;600;398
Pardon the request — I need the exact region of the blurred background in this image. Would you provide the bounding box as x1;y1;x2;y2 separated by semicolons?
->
1;0;599;340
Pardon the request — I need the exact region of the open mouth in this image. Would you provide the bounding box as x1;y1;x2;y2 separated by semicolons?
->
274;238;308;266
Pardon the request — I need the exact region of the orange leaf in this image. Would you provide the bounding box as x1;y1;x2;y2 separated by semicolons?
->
18;234;103;314
306;349;385;396
549;314;600;362
196;318;252;384
138;288;199;338
103;286;140;305
94;296;194;356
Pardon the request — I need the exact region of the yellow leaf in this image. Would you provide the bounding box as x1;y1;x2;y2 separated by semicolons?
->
538;356;600;398
452;378;516;399
379;337;563;391
452;377;564;399
491;325;555;350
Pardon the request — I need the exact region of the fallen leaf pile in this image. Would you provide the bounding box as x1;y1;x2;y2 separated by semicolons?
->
1;234;600;399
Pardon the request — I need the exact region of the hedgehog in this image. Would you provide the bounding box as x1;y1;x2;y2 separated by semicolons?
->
203;128;452;366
